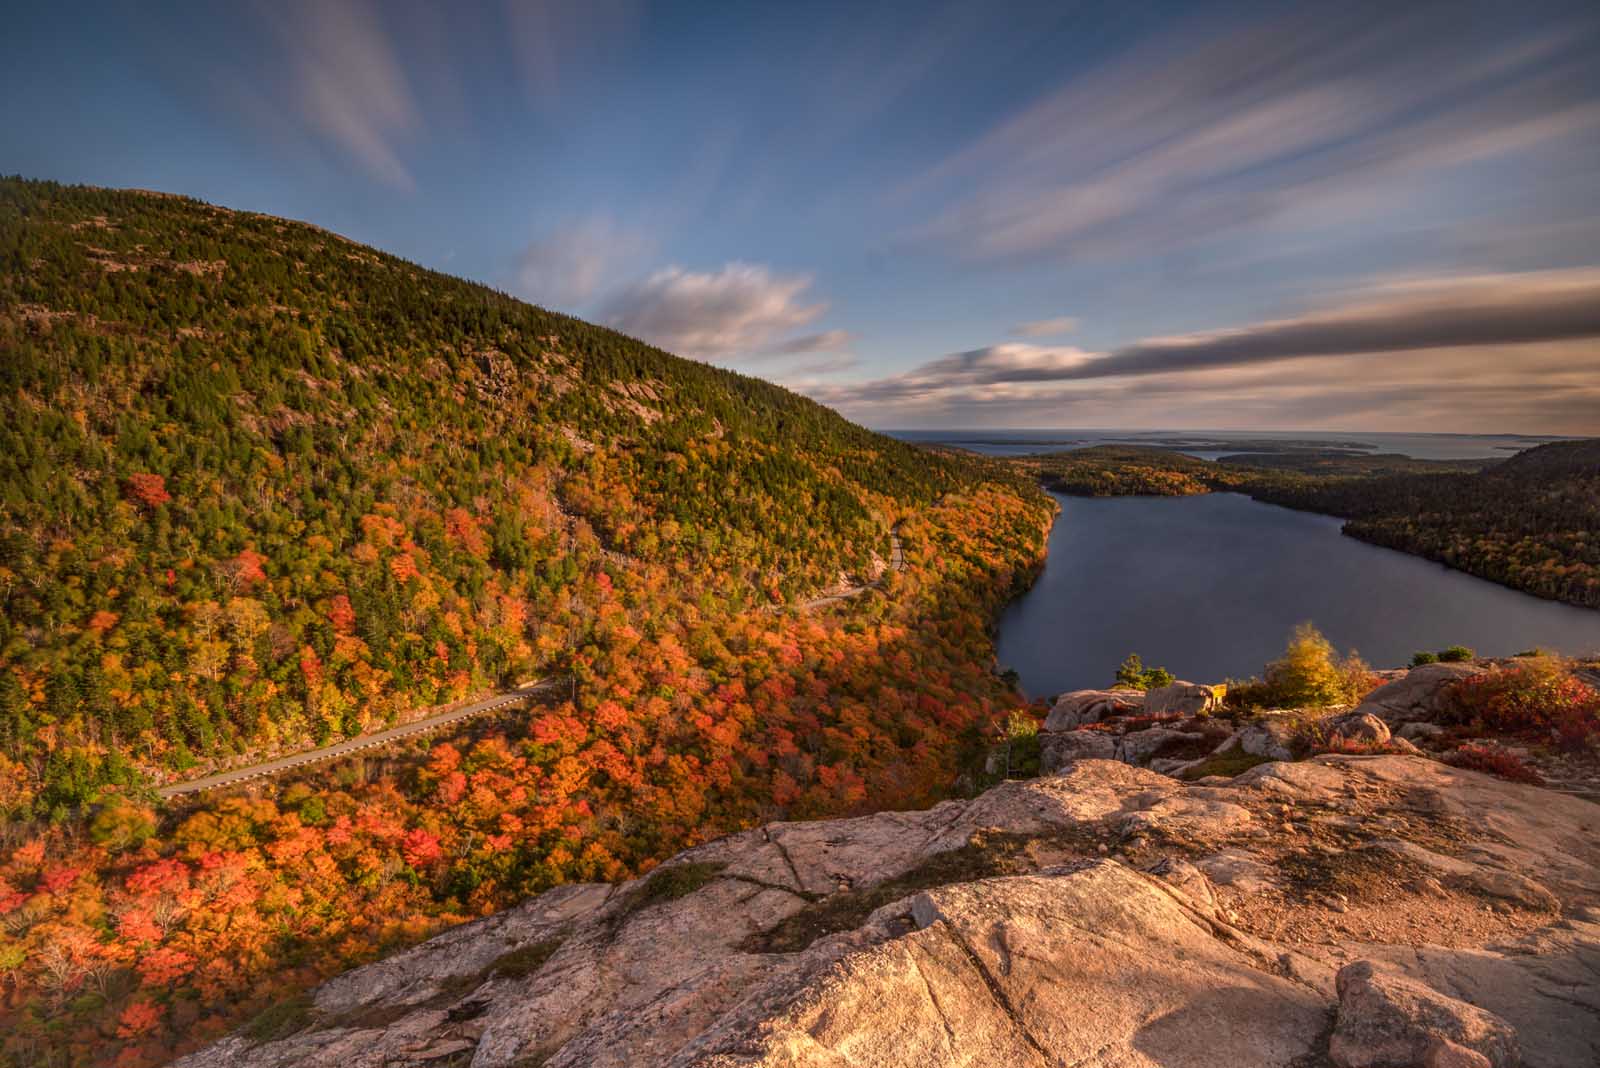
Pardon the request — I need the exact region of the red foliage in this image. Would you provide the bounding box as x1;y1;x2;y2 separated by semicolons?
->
136;947;194;987
400;829;443;869
1443;743;1545;785
326;594;357;634
40;864;82;895
1445;661;1600;751
115;1001;164;1041
444;508;489;558
1;486;1054;1068
125;858;189;897
124;473;171;509
230;549;269;586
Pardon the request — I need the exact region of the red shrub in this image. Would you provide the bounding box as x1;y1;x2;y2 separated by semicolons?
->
1444;659;1600;751
1443;743;1545;785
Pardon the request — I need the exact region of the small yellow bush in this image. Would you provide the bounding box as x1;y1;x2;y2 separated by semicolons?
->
1263;623;1376;708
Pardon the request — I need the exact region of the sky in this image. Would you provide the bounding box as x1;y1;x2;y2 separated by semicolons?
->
5;0;1600;433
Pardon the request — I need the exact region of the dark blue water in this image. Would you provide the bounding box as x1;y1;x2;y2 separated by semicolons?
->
996;492;1600;697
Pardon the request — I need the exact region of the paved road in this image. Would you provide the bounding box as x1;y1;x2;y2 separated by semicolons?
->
156;678;564;798
796;523;906;611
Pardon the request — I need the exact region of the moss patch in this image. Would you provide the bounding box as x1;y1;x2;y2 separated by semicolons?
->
1179;748;1274;780
489;938;563;979
641;861;726;903
244;993;314;1043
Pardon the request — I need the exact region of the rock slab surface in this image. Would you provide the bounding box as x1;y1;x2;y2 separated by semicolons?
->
175;756;1600;1068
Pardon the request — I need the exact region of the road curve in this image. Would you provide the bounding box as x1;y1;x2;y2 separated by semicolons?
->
795;523;906;612
156;678;564;799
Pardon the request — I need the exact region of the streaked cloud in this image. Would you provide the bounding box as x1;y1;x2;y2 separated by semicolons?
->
1010;316;1079;338
256;0;421;190
1065;269;1600;381
908;6;1600;263
599;263;827;358
809;270;1600;432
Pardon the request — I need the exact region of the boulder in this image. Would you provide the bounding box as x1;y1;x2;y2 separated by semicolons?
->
1144;681;1225;717
1039;728;1117;772
1233;717;1297;762
1398;721;1446;742
1329;959;1520;1068
1355;662;1481;725
1327;712;1392;747
1043;689;1143;731
1118;726;1209;767
1424;1039;1494;1068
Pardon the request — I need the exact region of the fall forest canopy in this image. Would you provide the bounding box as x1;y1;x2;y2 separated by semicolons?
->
0;177;1052;1068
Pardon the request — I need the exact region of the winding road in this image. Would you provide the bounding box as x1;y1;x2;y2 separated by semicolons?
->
158;524;913;798
795;523;906;611
156;678;564;798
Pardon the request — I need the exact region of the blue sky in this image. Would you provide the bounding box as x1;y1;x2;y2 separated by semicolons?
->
6;1;1600;432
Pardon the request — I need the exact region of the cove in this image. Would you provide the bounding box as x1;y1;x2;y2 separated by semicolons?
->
996;491;1600;698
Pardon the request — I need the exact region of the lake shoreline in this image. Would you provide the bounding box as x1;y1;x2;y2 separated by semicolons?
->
996;489;1600;699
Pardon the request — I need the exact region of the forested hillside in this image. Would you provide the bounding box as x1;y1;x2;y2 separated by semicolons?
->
0;176;1026;807
1030;442;1600;608
0;179;1052;1067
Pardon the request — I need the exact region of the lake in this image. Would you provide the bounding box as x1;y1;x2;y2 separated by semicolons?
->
996;491;1600;698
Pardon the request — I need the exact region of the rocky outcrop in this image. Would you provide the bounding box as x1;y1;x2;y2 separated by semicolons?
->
1231;714;1299;762
1329;959;1519;1068
1036;662;1507;778
1143;679;1226;717
176;755;1600;1068
1043;688;1143;731
1327;711;1394;747
1354;662;1481;725
1040;723;1218;774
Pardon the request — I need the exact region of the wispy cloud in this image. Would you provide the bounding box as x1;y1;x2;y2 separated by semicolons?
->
906;6;1600;263
256;0;421;190
1010;316;1079;338
599;263;828;358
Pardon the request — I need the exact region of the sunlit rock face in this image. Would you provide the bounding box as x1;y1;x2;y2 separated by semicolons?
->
178;754;1600;1068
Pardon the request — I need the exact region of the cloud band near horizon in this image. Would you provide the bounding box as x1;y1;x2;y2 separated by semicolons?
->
813;270;1600;403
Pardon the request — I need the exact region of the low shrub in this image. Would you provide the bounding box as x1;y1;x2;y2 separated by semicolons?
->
997;711;1041;779
1438;645;1475;663
1443;657;1600;751
1411;651;1439;666
1443;743;1545;785
1221;677;1274;711
1262;623;1378;708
